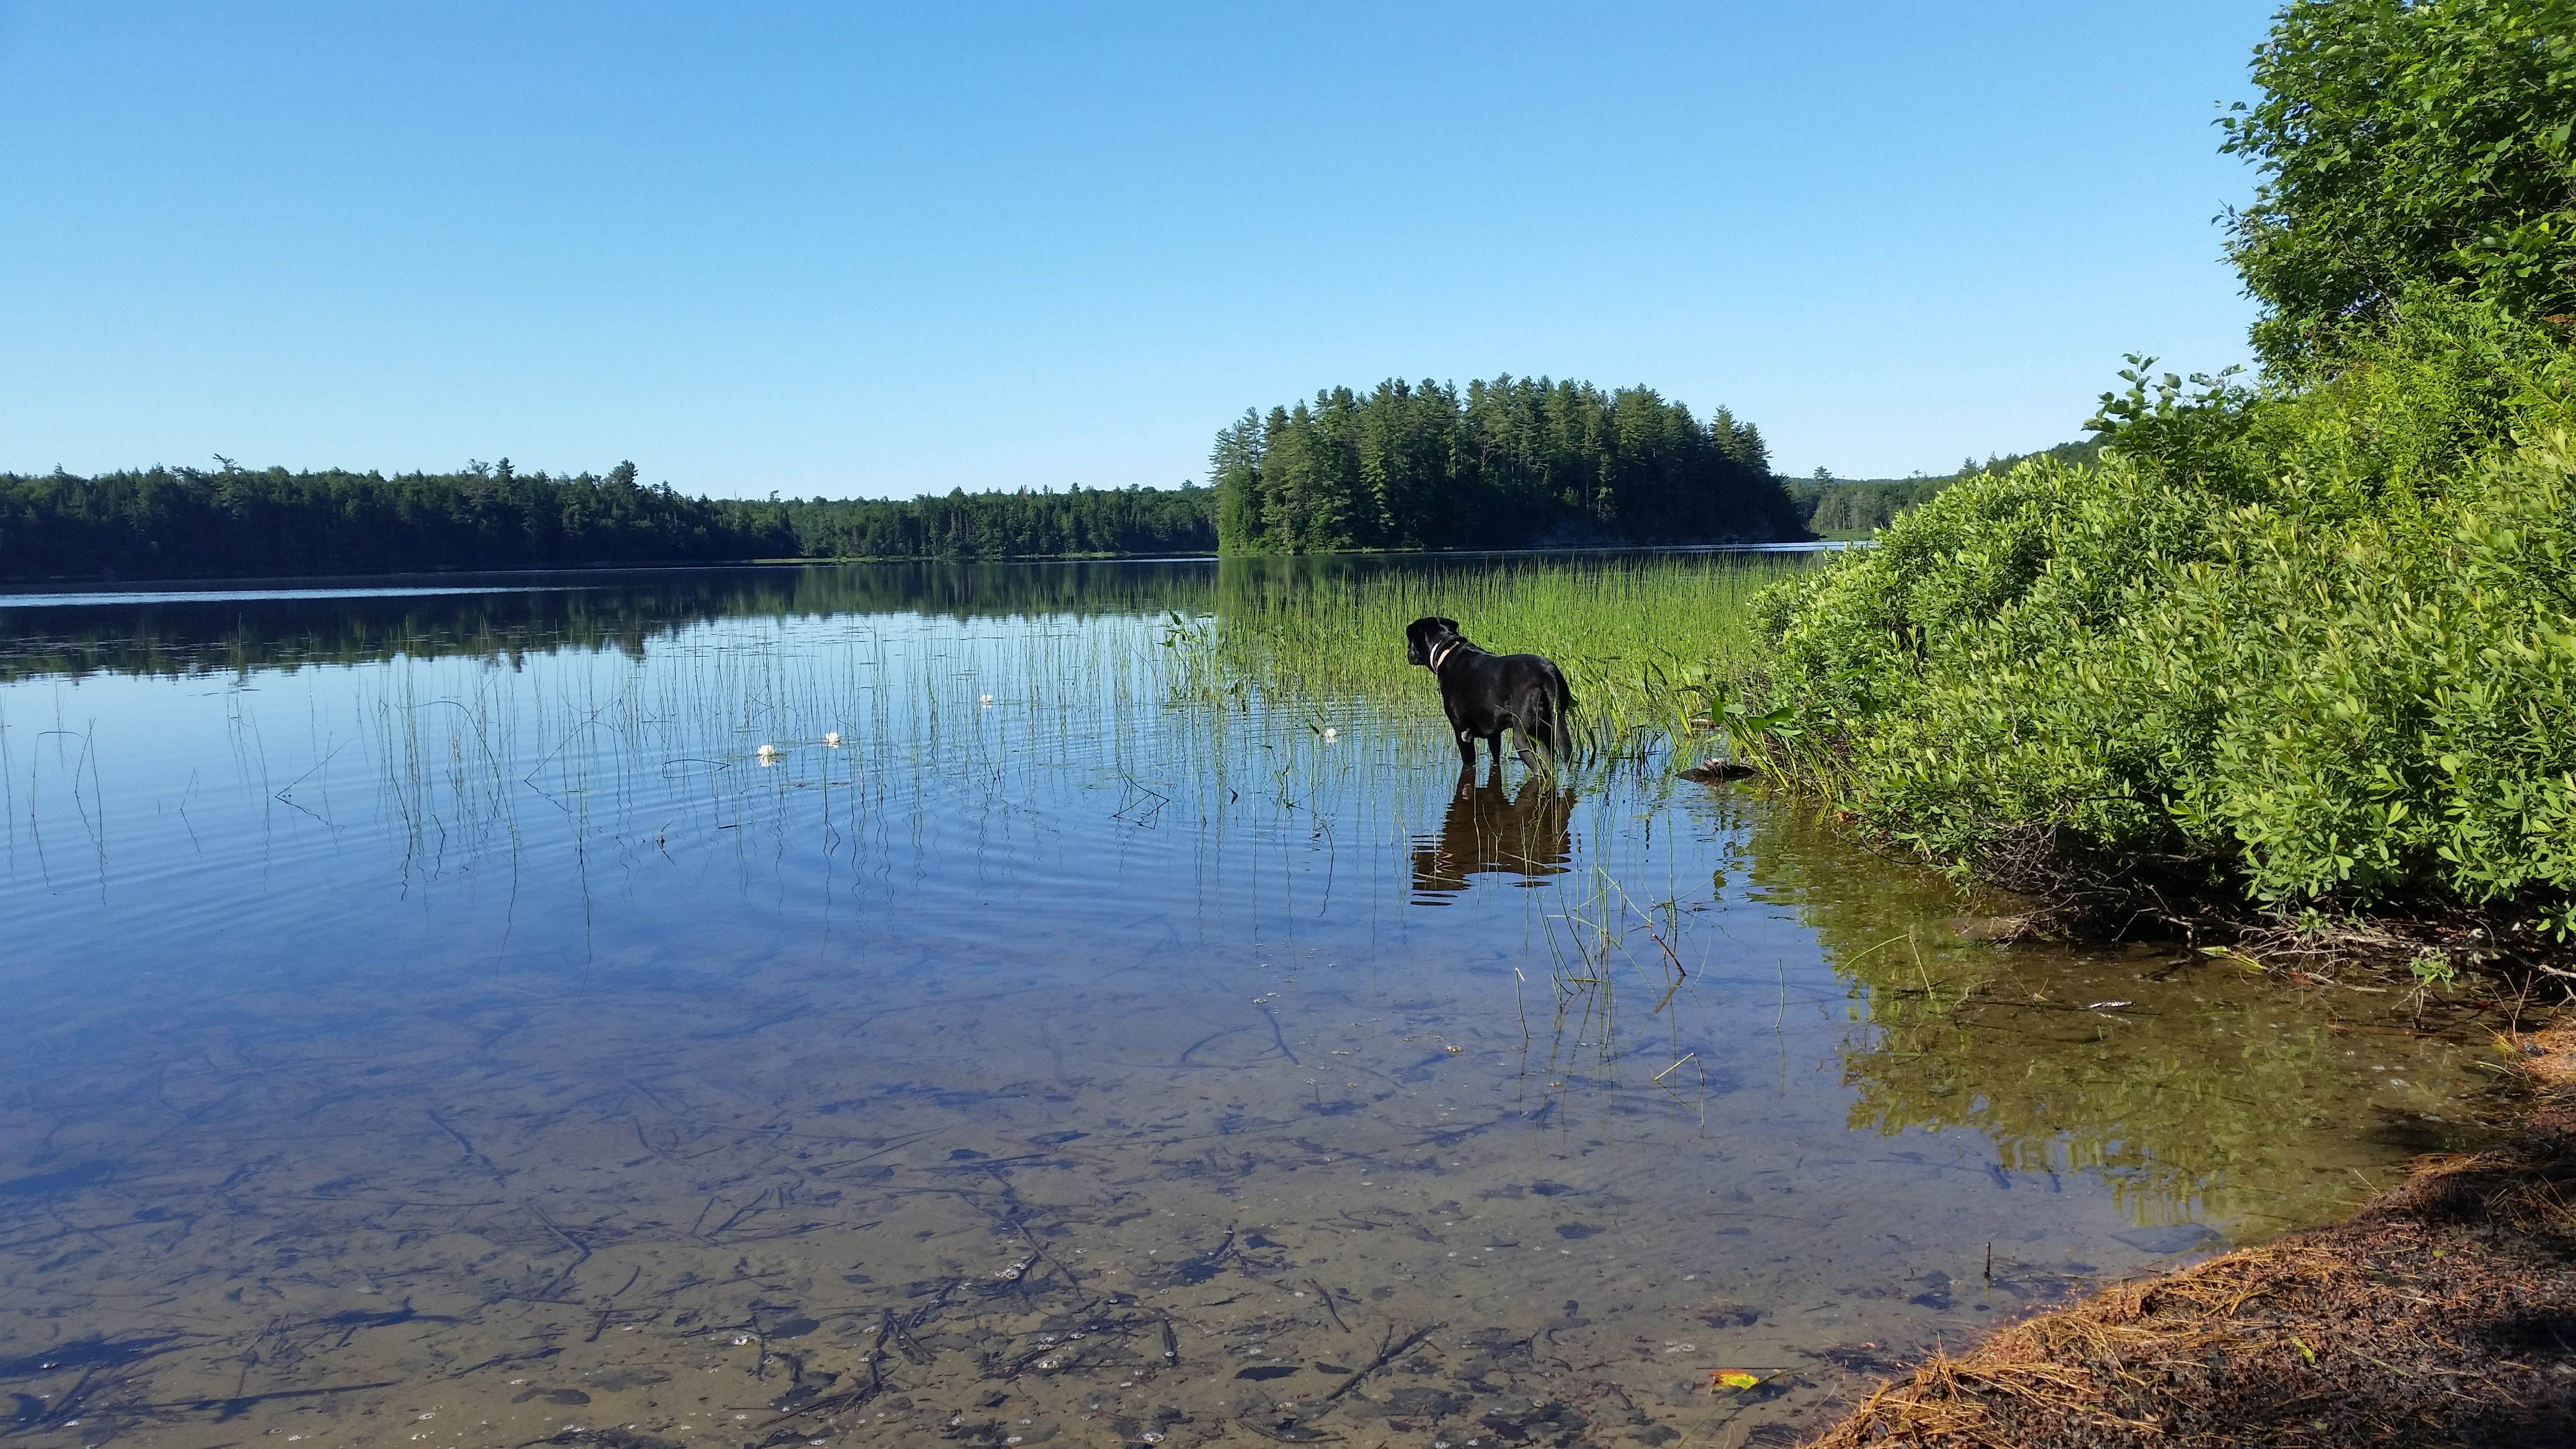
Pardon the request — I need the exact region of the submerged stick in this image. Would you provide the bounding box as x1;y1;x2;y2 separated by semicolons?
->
1310;1279;1351;1334
1325;1321;1445;1401
527;1202;592;1300
1258;1003;1301;1063
757;1313;894;1428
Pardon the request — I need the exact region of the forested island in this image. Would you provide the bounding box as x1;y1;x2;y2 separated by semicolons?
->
1210;375;1802;552
0;462;1215;581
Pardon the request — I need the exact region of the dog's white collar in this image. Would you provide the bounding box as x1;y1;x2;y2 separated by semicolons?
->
1428;640;1459;673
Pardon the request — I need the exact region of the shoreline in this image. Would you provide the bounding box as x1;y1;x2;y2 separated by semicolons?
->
1794;1023;2576;1447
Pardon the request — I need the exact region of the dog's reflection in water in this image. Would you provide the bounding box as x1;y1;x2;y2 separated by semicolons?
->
1410;765;1576;902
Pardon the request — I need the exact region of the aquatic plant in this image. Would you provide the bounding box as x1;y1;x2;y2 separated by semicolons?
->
1173;553;1811;765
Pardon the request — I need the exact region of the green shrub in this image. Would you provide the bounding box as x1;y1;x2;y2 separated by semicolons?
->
1742;297;2576;937
1739;0;2576;942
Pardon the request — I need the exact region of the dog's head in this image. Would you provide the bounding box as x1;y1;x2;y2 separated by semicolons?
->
1405;616;1461;667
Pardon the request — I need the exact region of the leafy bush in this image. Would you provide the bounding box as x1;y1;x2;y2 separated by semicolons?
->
1742;295;2576;937
1741;0;2576;945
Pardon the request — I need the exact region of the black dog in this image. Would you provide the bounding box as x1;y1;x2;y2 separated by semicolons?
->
1405;616;1575;771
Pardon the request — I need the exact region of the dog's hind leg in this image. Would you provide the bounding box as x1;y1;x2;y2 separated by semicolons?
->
1497;708;1542;773
1514;691;1564;773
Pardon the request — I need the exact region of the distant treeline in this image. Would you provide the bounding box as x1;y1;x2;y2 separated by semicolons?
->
6;407;2077;580
0;461;1215;581
1784;439;2105;536
743;480;1212;562
1209;376;1804;553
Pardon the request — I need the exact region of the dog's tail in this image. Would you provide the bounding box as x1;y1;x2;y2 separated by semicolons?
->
1547;664;1576;755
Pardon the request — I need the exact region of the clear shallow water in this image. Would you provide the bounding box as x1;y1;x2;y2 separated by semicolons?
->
0;563;2516;1449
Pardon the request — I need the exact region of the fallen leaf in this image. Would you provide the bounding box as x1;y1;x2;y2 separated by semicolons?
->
1709;1370;1763;1393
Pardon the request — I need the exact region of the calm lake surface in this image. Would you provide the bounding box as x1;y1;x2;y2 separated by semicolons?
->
0;561;2517;1449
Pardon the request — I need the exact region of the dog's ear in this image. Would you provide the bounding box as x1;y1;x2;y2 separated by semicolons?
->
1431;616;1459;636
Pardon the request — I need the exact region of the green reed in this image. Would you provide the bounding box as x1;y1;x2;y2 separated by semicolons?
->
1167;554;1813;763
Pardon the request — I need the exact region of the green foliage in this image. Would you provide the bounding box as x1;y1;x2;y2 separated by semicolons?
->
1743;296;2576;934
2222;0;2576;370
2411;947;2460;985
0;462;1215;580
1210;376;1802;553
1743;0;2576;942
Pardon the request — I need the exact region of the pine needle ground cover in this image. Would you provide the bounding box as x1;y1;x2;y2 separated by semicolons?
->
1803;1027;2576;1449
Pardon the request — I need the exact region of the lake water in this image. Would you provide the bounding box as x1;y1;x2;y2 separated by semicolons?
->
0;562;2515;1449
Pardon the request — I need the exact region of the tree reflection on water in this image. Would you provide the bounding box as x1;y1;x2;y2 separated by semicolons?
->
1739;799;2502;1235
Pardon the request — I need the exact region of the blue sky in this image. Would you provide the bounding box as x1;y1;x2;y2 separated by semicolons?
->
3;2;2275;496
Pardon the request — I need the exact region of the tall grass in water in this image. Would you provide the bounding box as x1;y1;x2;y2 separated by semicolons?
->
1170;554;1813;764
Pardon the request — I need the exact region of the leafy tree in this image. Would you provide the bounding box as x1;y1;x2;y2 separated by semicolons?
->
2222;0;2576;369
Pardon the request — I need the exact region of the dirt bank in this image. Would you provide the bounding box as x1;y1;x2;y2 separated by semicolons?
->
1799;1025;2576;1448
